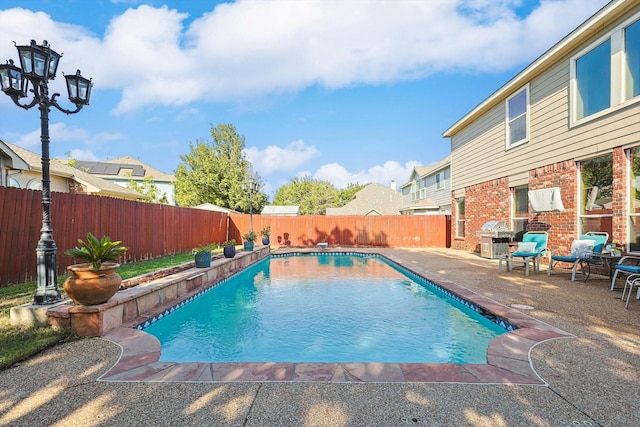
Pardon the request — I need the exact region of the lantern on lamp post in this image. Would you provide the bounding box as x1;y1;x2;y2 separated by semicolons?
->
0;40;93;304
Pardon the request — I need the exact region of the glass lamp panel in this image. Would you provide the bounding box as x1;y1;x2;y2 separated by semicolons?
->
47;49;61;79
32;50;47;78
66;78;77;98
0;67;8;90
18;49;33;74
78;79;88;101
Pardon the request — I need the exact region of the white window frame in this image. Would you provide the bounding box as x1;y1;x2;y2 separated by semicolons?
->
512;185;529;240
578;154;613;236
627;147;640;253
435;171;445;190
570;12;640;127
456;197;465;238
505;84;530;149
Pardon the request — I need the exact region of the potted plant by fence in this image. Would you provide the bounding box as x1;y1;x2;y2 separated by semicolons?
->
260;226;271;246
243;230;257;251
223;239;237;258
193;243;215;268
62;233;127;306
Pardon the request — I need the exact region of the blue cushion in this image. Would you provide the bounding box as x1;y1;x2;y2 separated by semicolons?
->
511;251;539;257
615;265;640;274
552;255;578;263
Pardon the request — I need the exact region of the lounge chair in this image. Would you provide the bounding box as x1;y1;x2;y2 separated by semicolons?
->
547;232;609;281
610;255;640;290
505;231;548;276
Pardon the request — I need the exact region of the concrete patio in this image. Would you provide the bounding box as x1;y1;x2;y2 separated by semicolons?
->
0;247;638;426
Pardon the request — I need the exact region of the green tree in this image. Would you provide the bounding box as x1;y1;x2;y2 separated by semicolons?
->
174;123;266;211
272;176;340;215
338;183;367;205
127;175;169;204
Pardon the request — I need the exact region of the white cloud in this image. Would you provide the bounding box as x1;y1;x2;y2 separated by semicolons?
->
245;139;320;175
66;148;100;161
8;122;89;149
313;160;421;189
0;1;607;112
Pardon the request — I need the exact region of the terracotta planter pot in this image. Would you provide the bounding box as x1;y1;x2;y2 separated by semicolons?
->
63;262;122;305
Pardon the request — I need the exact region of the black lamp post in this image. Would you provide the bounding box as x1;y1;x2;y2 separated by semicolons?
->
242;178;258;232
0;40;93;305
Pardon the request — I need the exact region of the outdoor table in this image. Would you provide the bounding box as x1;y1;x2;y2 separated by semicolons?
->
588;252;622;281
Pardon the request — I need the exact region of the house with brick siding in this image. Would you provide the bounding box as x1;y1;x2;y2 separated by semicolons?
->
443;0;640;256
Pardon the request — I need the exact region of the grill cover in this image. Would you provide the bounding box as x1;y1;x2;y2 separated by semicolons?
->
481;221;509;232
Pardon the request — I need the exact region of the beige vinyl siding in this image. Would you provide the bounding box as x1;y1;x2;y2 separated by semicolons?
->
452;47;640;191
422;168;451;209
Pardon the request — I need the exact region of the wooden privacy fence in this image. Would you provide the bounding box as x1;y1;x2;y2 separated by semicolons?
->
229;213;451;248
0;187;227;286
0;186;451;286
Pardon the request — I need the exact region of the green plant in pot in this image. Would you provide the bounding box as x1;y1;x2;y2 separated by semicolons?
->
260;226;271;246
243;230;257;251
223;239;237;258
193;243;216;268
63;233;127;305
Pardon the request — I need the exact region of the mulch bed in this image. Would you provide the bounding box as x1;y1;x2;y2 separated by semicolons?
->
119;263;195;290
119;254;226;290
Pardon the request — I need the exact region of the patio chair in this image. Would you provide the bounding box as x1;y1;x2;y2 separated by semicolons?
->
610;255;640;290
505;231;548;276
621;274;640;308
547;232;608;281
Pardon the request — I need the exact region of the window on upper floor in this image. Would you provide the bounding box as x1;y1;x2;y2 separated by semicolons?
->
571;14;640;124
435;171;445;190
505;85;529;148
624;19;640;100
575;40;611;120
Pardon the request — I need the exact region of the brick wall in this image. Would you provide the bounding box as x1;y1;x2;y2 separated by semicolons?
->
528;160;577;253
452;177;510;252
450;153;630;255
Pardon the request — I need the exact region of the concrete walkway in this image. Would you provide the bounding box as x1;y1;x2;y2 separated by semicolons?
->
0;248;638;426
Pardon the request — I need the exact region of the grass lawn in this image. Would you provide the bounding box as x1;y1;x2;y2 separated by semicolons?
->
0;251;197;370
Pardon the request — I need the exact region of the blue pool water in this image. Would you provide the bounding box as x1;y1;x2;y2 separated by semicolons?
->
142;253;507;364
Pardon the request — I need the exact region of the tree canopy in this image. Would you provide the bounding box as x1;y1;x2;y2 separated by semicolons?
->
127;175;169;204
174;123;266;211
272;177;366;215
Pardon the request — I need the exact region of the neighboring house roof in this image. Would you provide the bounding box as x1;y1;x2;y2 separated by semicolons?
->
74;156;175;182
193;203;239;213
401;156;451;188
326;183;402;215
4;142;145;200
0;140;29;170
442;0;629;137
261;205;300;215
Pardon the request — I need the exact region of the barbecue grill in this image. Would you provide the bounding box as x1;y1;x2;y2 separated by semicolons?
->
479;221;515;259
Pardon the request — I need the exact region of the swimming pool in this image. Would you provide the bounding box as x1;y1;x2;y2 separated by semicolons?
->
142;253;509;364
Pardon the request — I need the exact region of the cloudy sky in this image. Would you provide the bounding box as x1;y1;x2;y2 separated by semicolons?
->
0;0;609;198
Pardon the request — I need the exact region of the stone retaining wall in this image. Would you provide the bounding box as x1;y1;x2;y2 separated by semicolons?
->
47;247;270;337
